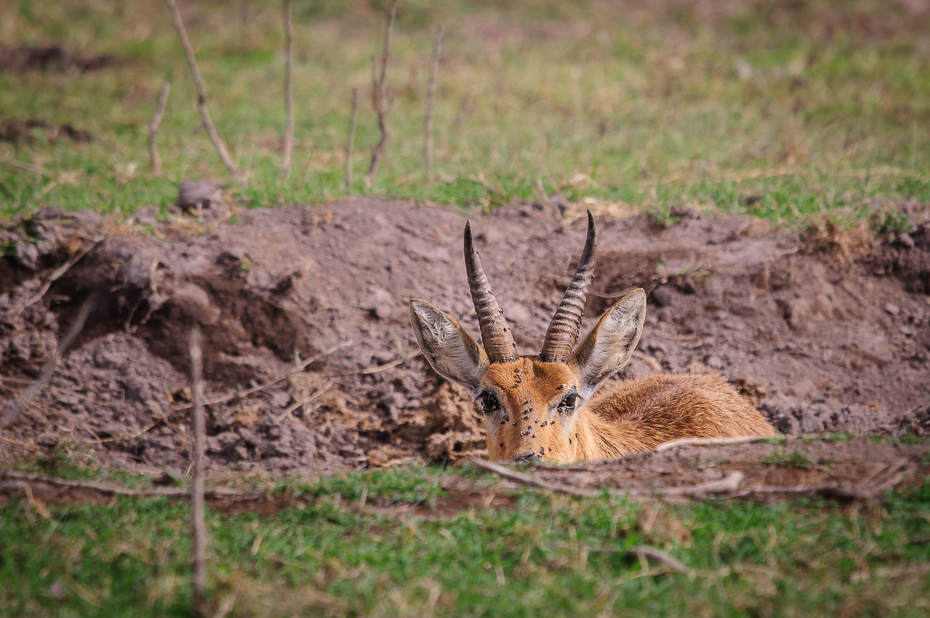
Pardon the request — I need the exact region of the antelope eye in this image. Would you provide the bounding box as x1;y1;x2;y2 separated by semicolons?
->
558;393;578;414
477;392;501;415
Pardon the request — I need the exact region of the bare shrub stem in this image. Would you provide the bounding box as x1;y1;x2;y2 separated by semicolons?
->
365;0;398;187
189;325;207;616
424;26;443;177
165;0;241;182
280;0;294;179
148;82;171;176
344;86;359;191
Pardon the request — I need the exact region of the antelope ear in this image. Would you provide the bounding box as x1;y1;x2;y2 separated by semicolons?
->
410;299;488;391
570;289;646;395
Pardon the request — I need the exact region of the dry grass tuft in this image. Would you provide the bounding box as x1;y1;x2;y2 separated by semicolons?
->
802;215;874;263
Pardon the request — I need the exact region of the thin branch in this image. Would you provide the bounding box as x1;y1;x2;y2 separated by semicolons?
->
280;0;294;179
344;86;358;191
171;340;352;410
651;472;744;497
0;299;92;431
851;563;930;584
468;458;599;498
189;326;207;616
0;471;253;498
469;458;745;500
424;26;442;177
165;0;241;182
626;546;690;574
0;157;54;179
148;82;171;176
654;435;778;453
365;0;398;187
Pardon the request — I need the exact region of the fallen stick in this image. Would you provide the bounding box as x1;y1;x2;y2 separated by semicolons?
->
280;0;294;179
0;471;252;498
0;299;93;431
165;0;241;182
850;563;930;584
423;26;442;176
0;157;55;179
469;458;745;500
171;340;352;410
654;435;778;453
189;326;207;616
468;458;599;498
148;82;171;176
365;0;398;187
626;546;689;574
646;472;744;497
344;86;358;190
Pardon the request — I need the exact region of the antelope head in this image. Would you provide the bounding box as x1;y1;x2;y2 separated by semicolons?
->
410;212;646;463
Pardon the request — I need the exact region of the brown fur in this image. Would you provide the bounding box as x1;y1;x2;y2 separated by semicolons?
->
482;359;774;463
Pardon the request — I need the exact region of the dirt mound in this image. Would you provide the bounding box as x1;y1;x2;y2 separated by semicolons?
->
0;118;93;144
1;200;928;475
0;45;122;73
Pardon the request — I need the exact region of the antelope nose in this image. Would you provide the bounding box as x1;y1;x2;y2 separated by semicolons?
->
512;452;538;463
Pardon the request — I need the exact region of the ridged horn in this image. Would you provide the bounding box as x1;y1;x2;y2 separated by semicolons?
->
539;210;597;363
464;221;517;363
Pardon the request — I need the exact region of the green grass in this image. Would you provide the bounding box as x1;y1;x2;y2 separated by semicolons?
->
2;463;929;617
1;0;929;223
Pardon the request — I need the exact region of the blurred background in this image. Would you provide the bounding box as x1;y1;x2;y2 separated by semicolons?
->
1;0;928;225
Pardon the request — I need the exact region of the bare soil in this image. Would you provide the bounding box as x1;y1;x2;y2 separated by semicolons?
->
1;198;929;479
0;45;123;73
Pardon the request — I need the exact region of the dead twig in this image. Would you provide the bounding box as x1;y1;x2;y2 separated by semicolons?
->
0;157;55;179
365;0;398;187
1;300;93;431
189;326;207;616
172;340;352;410
626;546;690;574
851;562;930;584
469;458;745;500
655;435;779;453
165;0;241;182
0;472;254;498
344;86;358;190
650;472;744;497
148;82;171;176
277;379;334;420
423;26;442;177
280;0;294;179
468;458;599;498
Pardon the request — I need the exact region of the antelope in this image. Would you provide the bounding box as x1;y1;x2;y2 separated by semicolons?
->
409;211;775;464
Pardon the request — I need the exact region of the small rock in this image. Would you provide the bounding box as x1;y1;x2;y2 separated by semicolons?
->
119;376;151;403
650;286;673;307
69;209;103;228
270;391;291;408
359;287;394;320
133;206;158;227
884;302;900;316
178;179;222;209
169;283;221;325
704;355;726;370
896;232;915;249
13;241;40;270
37;433;59;448
900;325;914;337
93;347;126;369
